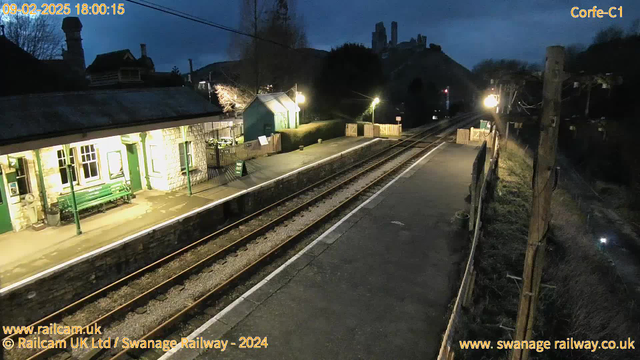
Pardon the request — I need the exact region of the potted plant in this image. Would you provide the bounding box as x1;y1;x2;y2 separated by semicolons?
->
46;205;60;226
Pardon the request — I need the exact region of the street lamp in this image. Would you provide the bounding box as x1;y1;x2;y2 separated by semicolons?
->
372;97;380;124
296;92;305;125
483;94;499;108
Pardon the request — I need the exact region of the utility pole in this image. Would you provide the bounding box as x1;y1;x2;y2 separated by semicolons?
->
254;0;259;94
511;46;565;360
584;81;592;119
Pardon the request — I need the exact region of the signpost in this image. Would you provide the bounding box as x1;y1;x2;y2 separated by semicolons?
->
235;160;248;177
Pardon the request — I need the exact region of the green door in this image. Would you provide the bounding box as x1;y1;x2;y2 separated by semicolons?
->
126;144;143;193
0;168;13;234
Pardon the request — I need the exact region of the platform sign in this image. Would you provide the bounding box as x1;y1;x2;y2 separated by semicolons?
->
395;116;402;123
235;160;248;177
479;120;489;130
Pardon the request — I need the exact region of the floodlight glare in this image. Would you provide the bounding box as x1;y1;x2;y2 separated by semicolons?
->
483;94;499;108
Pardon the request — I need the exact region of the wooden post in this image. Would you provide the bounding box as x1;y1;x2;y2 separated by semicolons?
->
511;46;564;360
505;122;510;150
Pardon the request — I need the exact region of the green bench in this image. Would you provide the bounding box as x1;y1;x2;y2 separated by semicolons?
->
57;180;132;216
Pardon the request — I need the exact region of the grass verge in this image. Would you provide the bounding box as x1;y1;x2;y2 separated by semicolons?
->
454;141;640;360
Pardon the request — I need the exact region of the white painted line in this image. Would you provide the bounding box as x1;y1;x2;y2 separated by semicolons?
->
159;141;447;360
0;139;380;295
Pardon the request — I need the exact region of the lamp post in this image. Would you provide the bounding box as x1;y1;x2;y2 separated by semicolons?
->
296;92;306;126
292;83;306;128
483;94;499;110
371;97;380;124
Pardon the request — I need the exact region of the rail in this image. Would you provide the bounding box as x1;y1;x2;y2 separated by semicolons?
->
4;113;479;360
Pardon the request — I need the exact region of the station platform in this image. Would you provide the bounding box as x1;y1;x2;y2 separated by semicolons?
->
166;142;479;360
0;136;378;290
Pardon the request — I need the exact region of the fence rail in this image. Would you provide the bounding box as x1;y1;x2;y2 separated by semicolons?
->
206;133;281;169
438;129;500;360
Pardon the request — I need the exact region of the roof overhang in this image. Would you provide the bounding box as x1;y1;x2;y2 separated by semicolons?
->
0;114;221;155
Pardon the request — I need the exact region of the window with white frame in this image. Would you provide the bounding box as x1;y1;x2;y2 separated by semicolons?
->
57;149;78;186
107;151;124;180
149;145;161;173
80;144;100;180
179;142;192;171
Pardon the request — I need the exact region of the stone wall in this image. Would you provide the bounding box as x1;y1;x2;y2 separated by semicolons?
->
162;124;207;191
1;124;209;232
0;139;391;326
0;151;42;231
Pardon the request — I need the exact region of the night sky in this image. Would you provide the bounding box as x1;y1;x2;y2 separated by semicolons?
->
19;0;640;72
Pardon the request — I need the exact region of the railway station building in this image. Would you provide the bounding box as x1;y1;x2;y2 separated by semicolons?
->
0;87;221;234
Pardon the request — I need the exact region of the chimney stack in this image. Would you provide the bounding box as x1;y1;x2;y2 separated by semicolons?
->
140;44;147;57
61;17;85;74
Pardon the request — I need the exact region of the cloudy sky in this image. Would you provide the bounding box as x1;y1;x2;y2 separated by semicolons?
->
22;0;640;72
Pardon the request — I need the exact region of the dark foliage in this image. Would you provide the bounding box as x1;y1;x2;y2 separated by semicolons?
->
313;43;385;119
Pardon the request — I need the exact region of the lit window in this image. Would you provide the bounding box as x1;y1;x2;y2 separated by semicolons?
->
149;145;161;173
57;149;78;186
15;157;31;195
107;151;124;180
80;144;100;180
179;142;192;171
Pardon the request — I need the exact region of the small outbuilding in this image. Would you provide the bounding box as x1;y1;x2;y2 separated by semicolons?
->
242;92;299;141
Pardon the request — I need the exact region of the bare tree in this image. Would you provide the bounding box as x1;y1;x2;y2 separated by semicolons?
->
214;84;254;113
1;1;63;59
229;0;308;93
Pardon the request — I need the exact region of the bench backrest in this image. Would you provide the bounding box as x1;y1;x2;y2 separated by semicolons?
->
58;180;128;209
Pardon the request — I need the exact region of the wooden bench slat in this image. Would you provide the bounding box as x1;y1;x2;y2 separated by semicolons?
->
57;180;131;214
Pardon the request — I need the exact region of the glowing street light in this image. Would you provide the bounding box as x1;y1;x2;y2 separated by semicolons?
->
371;97;380;124
296;93;306;104
599;237;607;244
483;94;499;108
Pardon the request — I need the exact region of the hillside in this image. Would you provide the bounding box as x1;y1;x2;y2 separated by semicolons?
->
383;47;478;105
188;48;328;90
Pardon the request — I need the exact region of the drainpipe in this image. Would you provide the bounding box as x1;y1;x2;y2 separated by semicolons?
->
63;144;82;235
34;149;48;216
139;132;152;190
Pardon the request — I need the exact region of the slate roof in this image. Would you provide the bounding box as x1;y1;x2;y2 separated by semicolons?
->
0;87;221;146
249;92;298;114
86;49;150;73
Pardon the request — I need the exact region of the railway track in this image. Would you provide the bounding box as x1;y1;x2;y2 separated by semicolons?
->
3;113;481;360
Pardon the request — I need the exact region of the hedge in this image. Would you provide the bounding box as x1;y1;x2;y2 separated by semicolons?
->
278;119;346;152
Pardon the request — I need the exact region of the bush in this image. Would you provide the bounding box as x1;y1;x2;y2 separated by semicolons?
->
278;119;346;152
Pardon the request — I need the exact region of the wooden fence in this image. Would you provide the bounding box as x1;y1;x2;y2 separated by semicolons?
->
206;133;281;169
345;123;358;137
438;131;500;360
363;124;402;138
